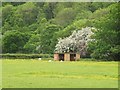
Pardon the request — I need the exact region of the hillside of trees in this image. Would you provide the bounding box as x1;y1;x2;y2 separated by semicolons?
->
1;2;119;60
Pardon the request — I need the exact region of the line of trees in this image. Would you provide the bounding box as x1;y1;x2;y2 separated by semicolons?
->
1;2;119;60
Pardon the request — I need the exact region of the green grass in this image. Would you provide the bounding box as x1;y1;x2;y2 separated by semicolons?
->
0;60;2;89
2;59;118;88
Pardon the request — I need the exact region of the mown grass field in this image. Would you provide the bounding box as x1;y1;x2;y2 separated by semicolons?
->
2;59;118;88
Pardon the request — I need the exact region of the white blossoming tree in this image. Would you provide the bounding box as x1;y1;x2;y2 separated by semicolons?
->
54;27;94;55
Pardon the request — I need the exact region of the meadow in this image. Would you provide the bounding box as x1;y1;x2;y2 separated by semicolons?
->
2;59;118;88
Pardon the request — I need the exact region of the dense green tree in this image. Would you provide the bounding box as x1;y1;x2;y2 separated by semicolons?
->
89;2;113;12
10;2;25;6
14;2;38;26
43;2;57;20
39;24;61;53
53;8;77;27
88;3;120;60
2;22;12;34
2;4;14;25
2;2;25;6
75;10;92;20
55;19;92;39
24;34;40;53
89;7;110;20
3;31;30;53
36;18;48;34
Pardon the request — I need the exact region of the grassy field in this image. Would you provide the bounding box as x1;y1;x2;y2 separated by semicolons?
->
2;59;118;88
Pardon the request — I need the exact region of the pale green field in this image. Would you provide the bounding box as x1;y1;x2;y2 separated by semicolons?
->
2;59;118;88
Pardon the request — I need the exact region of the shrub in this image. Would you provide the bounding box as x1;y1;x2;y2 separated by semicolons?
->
0;54;53;59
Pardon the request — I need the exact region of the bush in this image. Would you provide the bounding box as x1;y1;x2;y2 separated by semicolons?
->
0;54;53;59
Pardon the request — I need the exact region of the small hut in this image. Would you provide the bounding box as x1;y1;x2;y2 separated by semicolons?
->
54;27;94;61
54;53;80;61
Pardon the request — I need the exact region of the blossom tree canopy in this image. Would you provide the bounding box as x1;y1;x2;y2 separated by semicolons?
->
54;27;95;53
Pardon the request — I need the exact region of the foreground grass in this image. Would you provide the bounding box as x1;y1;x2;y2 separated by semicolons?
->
0;60;2;89
2;59;118;88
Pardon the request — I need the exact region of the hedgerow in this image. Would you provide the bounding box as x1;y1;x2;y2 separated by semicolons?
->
0;54;53;59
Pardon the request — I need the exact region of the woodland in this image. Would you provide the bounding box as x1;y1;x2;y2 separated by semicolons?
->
1;2;120;60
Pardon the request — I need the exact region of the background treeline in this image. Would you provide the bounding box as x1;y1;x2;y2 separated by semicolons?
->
1;2;119;60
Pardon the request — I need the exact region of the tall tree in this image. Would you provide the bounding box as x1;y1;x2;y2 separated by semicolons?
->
53;8;77;27
3;31;30;53
88;3;120;60
38;24;61;53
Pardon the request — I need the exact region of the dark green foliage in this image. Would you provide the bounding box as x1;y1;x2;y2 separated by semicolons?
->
2;2;25;6
2;4;14;26
88;3;120;60
24;34;40;53
53;8;77;27
88;2;112;12
43;3;57;20
3;31;30;53
39;24;61;53
14;2;38;26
